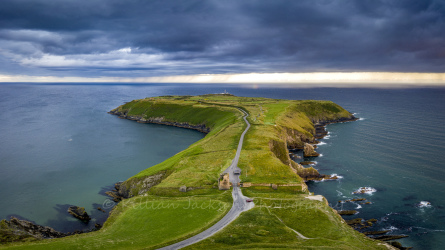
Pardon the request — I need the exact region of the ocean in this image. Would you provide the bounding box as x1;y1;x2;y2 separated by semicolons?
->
0;83;444;249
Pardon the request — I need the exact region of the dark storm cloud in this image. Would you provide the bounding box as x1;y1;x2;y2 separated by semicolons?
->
0;0;444;77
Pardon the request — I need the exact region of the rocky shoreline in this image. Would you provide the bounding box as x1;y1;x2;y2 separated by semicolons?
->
285;115;357;182
301;117;412;250
108;109;210;134
0;215;106;244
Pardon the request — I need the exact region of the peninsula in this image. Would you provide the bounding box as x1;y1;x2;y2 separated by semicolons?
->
1;94;392;249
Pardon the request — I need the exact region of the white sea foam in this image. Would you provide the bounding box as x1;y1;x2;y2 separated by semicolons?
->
336;190;343;196
318;141;327;146
352;187;377;195
359;117;366;121
356;204;362;209
383;226;398;231
324;135;331;139
416;201;432;208
68;138;73;141
330;173;343;179
319;154;323;157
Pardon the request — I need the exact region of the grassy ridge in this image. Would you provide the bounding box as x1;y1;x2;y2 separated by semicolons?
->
2;95;386;249
186;192;386;249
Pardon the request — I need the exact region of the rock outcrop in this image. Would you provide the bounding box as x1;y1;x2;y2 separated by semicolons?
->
303;143;320;157
218;173;230;190
179;185;187;192
337;210;358;215
0;217;65;243
67;206;91;222
106;171;166;201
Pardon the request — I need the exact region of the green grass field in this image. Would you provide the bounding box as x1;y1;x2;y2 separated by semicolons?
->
1;94;387;249
3;193;232;250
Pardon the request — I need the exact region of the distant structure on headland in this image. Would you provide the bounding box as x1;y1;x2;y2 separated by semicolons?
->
220;90;230;95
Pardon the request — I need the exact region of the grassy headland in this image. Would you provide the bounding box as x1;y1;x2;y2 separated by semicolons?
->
1;94;389;249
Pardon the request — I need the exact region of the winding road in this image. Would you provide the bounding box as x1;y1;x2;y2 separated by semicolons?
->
159;108;254;250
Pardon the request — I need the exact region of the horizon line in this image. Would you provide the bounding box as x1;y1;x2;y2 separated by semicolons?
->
1;72;445;86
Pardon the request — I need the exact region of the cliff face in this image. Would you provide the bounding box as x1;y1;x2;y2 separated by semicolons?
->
108;110;210;133
269;103;357;182
269;137;323;182
304;143;320;157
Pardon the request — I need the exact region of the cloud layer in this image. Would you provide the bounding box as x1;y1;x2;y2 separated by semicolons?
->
1;0;444;79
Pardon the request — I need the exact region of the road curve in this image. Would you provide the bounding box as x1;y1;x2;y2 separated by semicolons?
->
159;108;254;250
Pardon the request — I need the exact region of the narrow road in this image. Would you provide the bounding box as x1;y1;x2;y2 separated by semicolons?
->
159;108;254;250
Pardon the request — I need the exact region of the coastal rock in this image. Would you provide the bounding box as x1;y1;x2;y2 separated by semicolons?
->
364;230;390;236
109;172;166;200
388;241;413;250
337;210;358;215
105;190;122;202
0;217;65;243
68;206;91;222
346;218;363;226
339;198;367;203
179;185;187;192
292;164;324;181
271;184;278;190
299;161;316;165
373;235;408;241
353;187;377;194
303;143;320;157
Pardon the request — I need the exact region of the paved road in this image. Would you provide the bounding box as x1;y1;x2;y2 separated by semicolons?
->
159;108;253;250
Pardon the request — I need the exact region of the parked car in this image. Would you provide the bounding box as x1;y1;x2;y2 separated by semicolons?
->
233;169;241;175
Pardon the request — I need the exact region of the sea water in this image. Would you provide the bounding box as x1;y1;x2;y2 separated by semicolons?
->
0;83;205;232
1;83;444;249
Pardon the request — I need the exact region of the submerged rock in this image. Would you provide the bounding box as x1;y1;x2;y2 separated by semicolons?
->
68;206;91;222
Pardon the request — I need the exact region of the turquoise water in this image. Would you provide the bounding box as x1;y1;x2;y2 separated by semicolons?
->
0;83;205;232
1;83;444;248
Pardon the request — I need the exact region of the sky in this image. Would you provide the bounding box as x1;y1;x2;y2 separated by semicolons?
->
0;0;444;84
